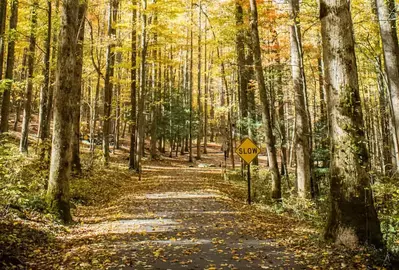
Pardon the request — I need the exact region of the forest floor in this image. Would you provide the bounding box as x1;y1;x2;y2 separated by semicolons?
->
0;141;388;269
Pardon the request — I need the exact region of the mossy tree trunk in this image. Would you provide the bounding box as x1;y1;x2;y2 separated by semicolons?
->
47;0;80;224
320;0;383;247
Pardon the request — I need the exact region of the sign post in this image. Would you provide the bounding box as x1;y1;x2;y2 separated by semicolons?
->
235;138;261;205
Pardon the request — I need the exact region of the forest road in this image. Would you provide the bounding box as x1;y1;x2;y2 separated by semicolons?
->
65;153;305;270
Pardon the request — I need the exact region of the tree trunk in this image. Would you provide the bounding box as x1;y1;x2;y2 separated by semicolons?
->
136;0;148;169
288;0;311;198
47;0;80;224
235;1;248;137
38;0;52;153
188;0;193;163
71;2;87;174
320;0;383;247
249;0;281;200
196;0;202;160
0;0;18;133
375;0;399;170
129;0;137;170
0;0;7;82
203;22;208;154
103;0;119;165
20;1;38;153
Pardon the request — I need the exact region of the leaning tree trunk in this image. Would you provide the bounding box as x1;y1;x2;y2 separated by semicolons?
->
320;0;383;247
0;0;18;133
47;0;80;224
71;2;87;174
375;0;399;171
20;1;38;153
249;0;281;200
288;0;311;198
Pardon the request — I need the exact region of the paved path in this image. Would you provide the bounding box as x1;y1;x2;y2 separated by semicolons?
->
65;160;303;270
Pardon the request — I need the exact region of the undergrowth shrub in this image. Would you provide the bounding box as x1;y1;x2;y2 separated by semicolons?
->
0;135;48;217
373;178;399;254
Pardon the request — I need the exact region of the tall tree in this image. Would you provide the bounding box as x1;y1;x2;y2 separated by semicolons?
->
103;0;119;165
249;0;281;200
188;0;194;163
47;0;80;223
20;0;38;153
129;0;138;170
320;0;383;247
375;0;399;170
196;0;202;160
71;1;87;173
288;0;311;198
0;0;18;133
235;1;248;137
38;0;52;156
136;0;148;169
0;0;7;82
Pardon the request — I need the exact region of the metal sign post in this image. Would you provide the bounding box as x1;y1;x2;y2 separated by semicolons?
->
235;138;261;205
247;163;251;204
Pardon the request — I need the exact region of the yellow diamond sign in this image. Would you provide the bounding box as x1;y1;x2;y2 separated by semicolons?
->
236;138;261;164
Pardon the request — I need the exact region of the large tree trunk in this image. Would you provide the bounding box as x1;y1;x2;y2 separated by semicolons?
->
20;1;38;153
320;0;383;247
375;0;399;170
47;0;80;224
129;0;137;170
249;0;281;200
0;0;18;133
71;2;87;174
288;0;311;198
103;0;119;165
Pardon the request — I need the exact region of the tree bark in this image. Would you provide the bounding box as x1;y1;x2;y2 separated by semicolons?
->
20;1;38;153
249;0;281;200
71;2;87;174
47;0;80;224
0;0;7;82
235;1;248;137
136;0;148;169
129;0;138;170
320;0;383;247
103;0;119;165
196;0;202;160
375;0;399;170
189;0;193;163
288;0;311;198
0;0;18;133
38;0;52;152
